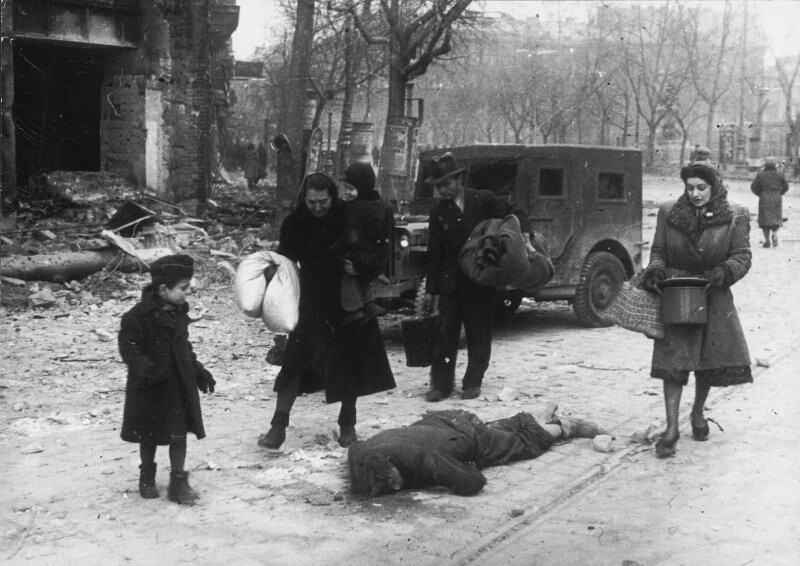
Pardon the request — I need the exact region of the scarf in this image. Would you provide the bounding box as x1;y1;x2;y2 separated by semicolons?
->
667;185;733;244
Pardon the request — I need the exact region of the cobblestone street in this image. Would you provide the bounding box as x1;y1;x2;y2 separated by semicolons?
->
2;176;798;565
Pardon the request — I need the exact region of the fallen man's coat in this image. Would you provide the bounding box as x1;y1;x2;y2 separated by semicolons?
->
459;215;554;293
347;410;556;496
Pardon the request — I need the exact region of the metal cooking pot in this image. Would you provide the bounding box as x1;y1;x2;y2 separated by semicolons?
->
657;277;711;325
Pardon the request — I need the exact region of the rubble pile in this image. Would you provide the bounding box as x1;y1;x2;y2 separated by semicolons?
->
1;175;290;311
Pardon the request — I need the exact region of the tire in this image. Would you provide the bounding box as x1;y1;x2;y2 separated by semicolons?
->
573;251;626;327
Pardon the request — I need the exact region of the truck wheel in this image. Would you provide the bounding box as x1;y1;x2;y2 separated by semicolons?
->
573;251;626;327
413;277;427;315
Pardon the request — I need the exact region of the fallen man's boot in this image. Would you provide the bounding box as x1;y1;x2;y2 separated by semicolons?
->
557;416;604;439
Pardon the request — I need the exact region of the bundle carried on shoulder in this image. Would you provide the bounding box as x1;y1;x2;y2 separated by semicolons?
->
234;251;300;333
603;272;664;339
459;214;554;293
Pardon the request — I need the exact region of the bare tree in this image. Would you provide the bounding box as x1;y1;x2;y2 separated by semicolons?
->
773;53;800;170
349;0;473;199
613;2;690;168
681;0;739;149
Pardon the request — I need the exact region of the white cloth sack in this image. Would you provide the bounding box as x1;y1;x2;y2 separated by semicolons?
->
235;252;300;333
261;255;300;333
235;252;273;318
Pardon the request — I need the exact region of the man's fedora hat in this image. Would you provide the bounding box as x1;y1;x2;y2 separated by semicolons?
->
424;152;465;185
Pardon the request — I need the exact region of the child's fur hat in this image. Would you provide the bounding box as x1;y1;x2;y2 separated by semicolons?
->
150;254;194;281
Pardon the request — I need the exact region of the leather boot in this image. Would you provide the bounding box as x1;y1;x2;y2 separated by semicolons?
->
258;411;289;449
338;425;358;447
557;417;604;439
168;471;199;505
139;463;159;499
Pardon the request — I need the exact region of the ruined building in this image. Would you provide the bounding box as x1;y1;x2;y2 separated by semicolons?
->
0;0;240;226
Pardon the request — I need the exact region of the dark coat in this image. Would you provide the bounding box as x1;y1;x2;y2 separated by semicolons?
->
425;189;529;295
275;199;395;402
348;410;555;496
750;168;788;229
331;194;395;283
119;289;210;444
647;199;752;378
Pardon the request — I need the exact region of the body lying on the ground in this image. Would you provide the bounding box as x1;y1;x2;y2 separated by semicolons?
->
347;409;600;497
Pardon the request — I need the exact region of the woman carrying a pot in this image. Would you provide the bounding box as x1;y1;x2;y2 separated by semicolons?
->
642;161;752;458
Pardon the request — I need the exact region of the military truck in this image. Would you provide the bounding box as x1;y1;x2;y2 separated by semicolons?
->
374;144;645;327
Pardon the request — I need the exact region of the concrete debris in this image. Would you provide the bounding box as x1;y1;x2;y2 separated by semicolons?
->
93;328;115;342
28;287;57;307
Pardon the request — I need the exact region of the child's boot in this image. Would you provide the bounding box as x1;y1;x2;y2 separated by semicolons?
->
168;471;199;505
258;411;289;449
139;463;159;498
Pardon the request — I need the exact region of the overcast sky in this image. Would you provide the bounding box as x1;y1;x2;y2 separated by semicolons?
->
232;0;800;61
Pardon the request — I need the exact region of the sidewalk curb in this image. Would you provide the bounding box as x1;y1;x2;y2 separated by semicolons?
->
458;345;793;565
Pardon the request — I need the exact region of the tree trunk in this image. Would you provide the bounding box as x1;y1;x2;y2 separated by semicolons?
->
280;0;315;202
336;14;356;177
1;3;17;229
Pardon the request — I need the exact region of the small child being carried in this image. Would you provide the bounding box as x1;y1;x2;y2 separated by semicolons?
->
332;162;395;325
118;254;216;504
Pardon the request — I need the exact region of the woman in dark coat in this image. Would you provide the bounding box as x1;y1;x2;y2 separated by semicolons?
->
642;161;752;458
259;172;395;450
751;157;789;247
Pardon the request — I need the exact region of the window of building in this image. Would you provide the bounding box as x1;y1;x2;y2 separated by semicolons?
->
539;168;564;197
598;172;626;200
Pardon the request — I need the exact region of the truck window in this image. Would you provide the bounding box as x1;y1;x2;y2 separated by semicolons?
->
539;168;564;197
467;161;518;199
598;172;626;200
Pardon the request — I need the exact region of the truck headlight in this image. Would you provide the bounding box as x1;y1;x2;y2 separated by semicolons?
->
398;233;410;249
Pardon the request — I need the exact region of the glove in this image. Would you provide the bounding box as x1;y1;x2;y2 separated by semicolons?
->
642;268;665;293
197;368;216;394
707;265;727;288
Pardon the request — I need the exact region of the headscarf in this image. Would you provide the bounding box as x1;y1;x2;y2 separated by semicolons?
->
668;161;732;242
294;171;339;211
342;162;380;201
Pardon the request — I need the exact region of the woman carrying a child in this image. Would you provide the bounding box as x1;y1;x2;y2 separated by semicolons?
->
259;172;395;450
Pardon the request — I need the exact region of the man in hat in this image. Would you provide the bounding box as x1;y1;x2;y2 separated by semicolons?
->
690;145;711;162
421;153;533;401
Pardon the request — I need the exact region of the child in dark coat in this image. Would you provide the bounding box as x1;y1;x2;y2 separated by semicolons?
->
118;254;216;504
332;162;395;325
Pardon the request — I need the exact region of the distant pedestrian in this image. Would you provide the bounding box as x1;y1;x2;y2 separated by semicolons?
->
244;142;260;188
257;142;268;180
642;161;752;458
118;254;216;504
751;157;789;248
690;145;711;162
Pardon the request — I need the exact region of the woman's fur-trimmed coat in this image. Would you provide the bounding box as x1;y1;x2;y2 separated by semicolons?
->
647;200;752;377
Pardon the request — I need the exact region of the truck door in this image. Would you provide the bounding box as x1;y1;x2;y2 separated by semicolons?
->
520;157;580;258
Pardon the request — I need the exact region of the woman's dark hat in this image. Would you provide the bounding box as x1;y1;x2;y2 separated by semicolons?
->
424;152;465;185
150;254;194;280
680;160;723;193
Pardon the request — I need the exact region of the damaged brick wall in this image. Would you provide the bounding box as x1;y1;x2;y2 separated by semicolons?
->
100;0;217;205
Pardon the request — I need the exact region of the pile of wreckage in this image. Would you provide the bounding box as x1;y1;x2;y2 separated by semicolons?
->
0;172;291;296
